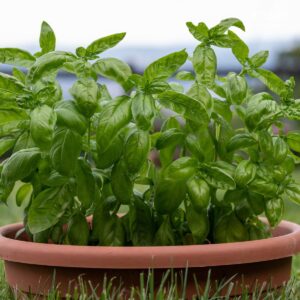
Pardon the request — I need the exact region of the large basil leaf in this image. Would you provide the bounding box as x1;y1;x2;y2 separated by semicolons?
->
30;105;56;150
96;96;132;154
86;32;126;56
50;128;82;176
186;22;209;41
144;49;188;82
1;148;41;184
209;18;245;36
28;51;76;83
28;186;72;234
159;91;209;125
0;72;28;101
0;48;35;68
226;133;257;152
192;45;216;86
93;58;132;91
39;21;56;54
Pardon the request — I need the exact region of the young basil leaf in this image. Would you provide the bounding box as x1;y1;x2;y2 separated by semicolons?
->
111;161;133;205
285;183;300;205
39;21;56;54
96;96;132;153
54;101;87;135
159;91;209;125
69;78;100;117
144;49;188;82
30;105;56;150
214;212;249;243
209;18;245;37
265;198;284;227
249;50;269;68
156;128;184;150
186;22;209;41
16;183;32;207
145;79;170;94
124;129;150;175
28;51;76;83
76;158;96;209
272;137;288;164
154;217;175;246
287;131;300;152
228;30;249;64
86;32;126;56
27;186;72;234
186;177;210;212
199;163;236;190
129;197;154;246
0;72;28;101
131;92;155;131
248;178;278;198
34;80;62;107
226;133;257;152
248;68;286;96
226;73;248;105
66;213;89;245
92;58;132;91
50;128;82;176
0;48;35;68
186;206;209;244
192;45;216;87
1;148;41;184
0;138;15;157
175;71;195;81
234;160;256;187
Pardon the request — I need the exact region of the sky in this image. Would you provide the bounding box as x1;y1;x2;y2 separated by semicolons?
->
0;0;300;49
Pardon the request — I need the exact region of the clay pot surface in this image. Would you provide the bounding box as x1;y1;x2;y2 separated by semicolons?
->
0;219;300;298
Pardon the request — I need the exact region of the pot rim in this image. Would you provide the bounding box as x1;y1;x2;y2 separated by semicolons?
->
0;219;300;269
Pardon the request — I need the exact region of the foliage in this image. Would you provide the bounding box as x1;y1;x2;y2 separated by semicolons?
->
0;18;300;246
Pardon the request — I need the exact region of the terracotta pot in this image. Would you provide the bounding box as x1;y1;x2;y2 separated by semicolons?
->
0;219;300;299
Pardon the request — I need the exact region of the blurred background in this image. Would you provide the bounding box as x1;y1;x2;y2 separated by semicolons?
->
0;0;300;226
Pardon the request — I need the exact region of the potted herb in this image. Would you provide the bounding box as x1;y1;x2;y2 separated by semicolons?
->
0;18;300;298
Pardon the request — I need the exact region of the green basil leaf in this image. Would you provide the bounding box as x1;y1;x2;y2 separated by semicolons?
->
228;30;249;64
265;198;284;227
285;183;300;205
144;49;188;82
213;98;232;122
192;45;216;87
124;129;150;174
75;158;96;210
234;160;256;187
1;148;41;184
0;48;35;68
175;71;195;81
186;22;209;41
12;68;26;83
159;91;209;125
16;183;32;207
54;101;87;135
249;50;269;68
209;18;245;36
145;79;170;94
287;131;300;152
30;105;56;150
226;133;257;152
34;80;62;107
28;186;72;234
199;163;236;190
69;78;99;117
39;21;56;54
129;197;154;246
13;131;35;152
0;138;15;157
66;213;89;245
156;128;184;150
154;217;175;246
0;72;28;101
248;178;278;198
248;68;286;96
214;212;249;243
111;161;133;205
96;96;132;153
93;58;132;91
86;32;126;56
131;93;155;131
50;128;82;176
28;51;76;83
272;137;288;164
226;73;248;105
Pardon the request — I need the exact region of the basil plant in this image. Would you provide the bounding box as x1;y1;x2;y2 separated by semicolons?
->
0;18;300;246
